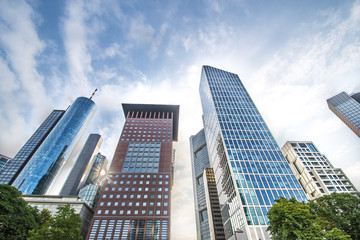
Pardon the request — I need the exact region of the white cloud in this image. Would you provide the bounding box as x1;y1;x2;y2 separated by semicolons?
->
62;0;93;96
101;43;125;59
129;15;155;43
0;0;52;155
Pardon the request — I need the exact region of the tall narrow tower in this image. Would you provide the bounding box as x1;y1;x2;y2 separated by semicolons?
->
199;66;307;240
12;97;96;195
190;129;225;240
0;110;65;185
60;134;103;196
87;103;179;240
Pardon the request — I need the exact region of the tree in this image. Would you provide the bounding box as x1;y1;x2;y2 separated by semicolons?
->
267;197;351;240
28;204;82;240
0;184;40;240
310;193;360;239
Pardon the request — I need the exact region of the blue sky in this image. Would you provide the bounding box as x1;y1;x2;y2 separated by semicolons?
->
1;0;360;239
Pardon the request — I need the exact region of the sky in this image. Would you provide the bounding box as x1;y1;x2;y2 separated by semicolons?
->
0;0;360;239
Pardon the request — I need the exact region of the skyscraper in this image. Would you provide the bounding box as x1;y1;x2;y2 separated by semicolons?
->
0;154;12;172
87;103;179;240
12;97;96;195
199;66;307;240
327;91;360;138
282;141;359;200
78;153;108;208
190;129;225;240
0;110;65;185
81;153;108;187
60;134;103;196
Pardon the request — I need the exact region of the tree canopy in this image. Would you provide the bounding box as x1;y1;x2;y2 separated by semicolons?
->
0;184;40;240
309;193;360;239
0;185;82;240
28;204;82;240
267;197;352;240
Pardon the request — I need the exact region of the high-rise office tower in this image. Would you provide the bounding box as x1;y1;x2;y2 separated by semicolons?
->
190;129;225;240
199;66;307;240
87;103;179;240
282;141;359;200
327;91;360;138
78;153;108;208
12;97;96;195
0;110;65;185
82;153;108;187
0;154;12;172
60;134;103;196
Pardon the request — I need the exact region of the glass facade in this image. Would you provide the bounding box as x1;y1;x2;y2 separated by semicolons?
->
191;129;225;240
282;141;359;199
0;154;12;172
12;97;96;195
0;110;65;185
87;104;179;240
83;153;108;186
327;91;360;138
60;134;103;196
78;184;102;209
199;66;307;240
78;153;108;209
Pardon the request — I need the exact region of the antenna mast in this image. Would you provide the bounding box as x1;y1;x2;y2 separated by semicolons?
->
90;89;98;100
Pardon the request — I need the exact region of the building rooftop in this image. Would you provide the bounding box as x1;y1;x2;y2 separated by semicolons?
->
122;103;180;141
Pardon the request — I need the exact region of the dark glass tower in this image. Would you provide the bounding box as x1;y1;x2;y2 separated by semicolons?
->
0;110;65;185
87;103;179;240
327;91;360;138
199;66;307;240
12;97;96;195
190;129;225;240
60;134;103;196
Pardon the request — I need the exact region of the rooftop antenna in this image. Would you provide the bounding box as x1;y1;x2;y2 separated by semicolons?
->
90;89;98;100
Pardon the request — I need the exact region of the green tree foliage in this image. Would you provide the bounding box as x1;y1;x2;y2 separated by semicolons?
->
309;193;360;239
267;197;351;240
0;185;40;240
28;204;82;240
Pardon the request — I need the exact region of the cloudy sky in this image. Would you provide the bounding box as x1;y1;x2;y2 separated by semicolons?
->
1;0;360;239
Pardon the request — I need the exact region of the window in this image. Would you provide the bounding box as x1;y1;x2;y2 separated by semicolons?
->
200;210;208;222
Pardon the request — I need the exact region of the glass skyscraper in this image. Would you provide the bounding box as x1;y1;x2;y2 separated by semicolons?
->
327;91;360;138
190;129;225;240
199;66;307;240
78;153;108;208
87;103;179;240
12;97;96;195
60;134;103;196
0;110;65;185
